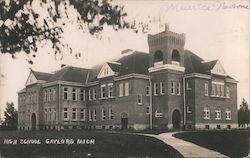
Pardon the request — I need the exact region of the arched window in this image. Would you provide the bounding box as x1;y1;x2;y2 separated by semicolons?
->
154;50;163;62
153;50;163;66
172;49;180;62
204;106;210;119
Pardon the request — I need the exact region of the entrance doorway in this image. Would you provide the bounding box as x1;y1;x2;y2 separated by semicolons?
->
31;113;36;130
121;112;128;130
172;109;181;129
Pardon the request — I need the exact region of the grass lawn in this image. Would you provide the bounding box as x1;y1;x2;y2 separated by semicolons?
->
173;129;250;158
0;130;183;158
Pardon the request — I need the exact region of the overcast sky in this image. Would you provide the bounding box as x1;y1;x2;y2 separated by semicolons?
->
0;0;249;118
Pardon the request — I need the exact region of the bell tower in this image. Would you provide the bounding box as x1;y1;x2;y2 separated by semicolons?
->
148;24;185;71
147;24;186;130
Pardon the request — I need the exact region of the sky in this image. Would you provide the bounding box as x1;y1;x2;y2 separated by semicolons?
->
0;0;249;119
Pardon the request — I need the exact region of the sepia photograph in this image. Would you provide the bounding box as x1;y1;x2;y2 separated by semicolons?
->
0;0;249;157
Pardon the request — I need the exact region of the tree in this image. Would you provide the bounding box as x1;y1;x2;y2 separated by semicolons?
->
0;0;147;64
2;102;18;130
238;98;248;128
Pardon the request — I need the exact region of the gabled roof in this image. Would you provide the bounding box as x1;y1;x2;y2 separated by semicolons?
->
88;51;149;82
184;50;205;74
107;62;121;72
116;51;149;76
32;49;236;84
202;60;218;72
47;66;89;83
32;70;53;81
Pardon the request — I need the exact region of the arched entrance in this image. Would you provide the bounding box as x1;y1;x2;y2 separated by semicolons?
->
172;110;181;129
31;113;36;130
121;112;128;130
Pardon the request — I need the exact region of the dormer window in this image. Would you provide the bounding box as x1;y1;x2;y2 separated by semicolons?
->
171;49;180;65
154;50;163;66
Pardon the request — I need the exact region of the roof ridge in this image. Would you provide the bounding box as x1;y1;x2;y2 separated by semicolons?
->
202;59;218;63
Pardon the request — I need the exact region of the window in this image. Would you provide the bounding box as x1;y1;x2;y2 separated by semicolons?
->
72;108;77;120
44;90;47;102
204;106;210;119
155;110;163;118
80;109;85;121
104;67;109;75
54;108;56;121
205;83;208;96
221;85;224;97
52;89;56;101
146;106;150;115
160;82;165;95
205;125;210;129
93;89;97;100
48;89;52;101
138;94;142;105
80;89;85;101
49;108;52;120
101;85;106;99
108;83;113;97
63;108;68;120
154;83;158;96
217;125;221;129
102;108;106;120
72;88;77;101
146;86;150;96
211;84;216;96
186;81;191;90
88;89;92;101
125;82;129;96
154;50;163;66
216;84;221;97
119;83;123;97
93;109;96;121
44;109;47;121
215;110;221;120
176;82;181;95
187;106;192;113
226;86;230;98
109;108;114;120
172;49;180;62
63;87;68;100
225;108;231;120
89;110;92;121
171;81;175;94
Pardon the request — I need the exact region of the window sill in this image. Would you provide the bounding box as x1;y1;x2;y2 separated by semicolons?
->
210;95;226;99
99;97;108;100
